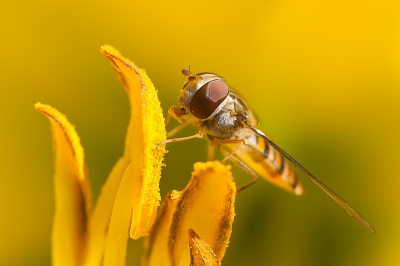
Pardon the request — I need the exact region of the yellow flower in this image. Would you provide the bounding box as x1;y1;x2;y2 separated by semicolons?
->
35;46;236;266
144;161;235;266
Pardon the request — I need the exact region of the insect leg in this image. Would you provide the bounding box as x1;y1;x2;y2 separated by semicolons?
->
165;111;172;129
157;132;203;146
221;142;243;164
207;142;215;161
217;144;259;192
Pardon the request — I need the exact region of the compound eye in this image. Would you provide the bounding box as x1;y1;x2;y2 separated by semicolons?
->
190;80;229;119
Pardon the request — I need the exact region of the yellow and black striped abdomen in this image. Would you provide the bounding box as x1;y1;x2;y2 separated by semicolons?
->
234;133;304;195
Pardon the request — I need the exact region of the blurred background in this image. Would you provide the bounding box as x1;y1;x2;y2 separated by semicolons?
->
1;0;399;265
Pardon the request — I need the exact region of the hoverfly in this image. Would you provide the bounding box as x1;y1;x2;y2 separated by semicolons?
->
162;68;375;233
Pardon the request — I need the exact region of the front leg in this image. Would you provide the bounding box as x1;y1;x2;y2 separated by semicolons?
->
167;106;187;124
158;131;204;146
164;106;190;138
158;106;203;146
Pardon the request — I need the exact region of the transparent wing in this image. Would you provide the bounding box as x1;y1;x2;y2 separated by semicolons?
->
239;115;376;233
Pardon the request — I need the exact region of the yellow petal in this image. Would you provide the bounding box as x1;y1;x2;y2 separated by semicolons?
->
83;49;138;265
143;190;182;266
84;154;131;265
143;162;235;266
103;163;136;266
98;45;166;265
188;229;221;266
169;161;236;266
35;103;91;266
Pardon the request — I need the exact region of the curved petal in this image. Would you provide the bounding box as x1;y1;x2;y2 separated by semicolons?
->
142;191;181;266
96;46;166;266
35;103;91;266
143;161;236;266
169;161;236;266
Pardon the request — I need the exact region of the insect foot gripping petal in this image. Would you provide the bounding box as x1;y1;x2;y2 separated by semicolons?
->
157;132;204;146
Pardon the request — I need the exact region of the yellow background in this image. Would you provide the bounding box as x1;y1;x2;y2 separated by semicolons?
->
1;0;399;265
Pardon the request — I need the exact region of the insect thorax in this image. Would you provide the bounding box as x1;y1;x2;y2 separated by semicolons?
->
202;92;254;141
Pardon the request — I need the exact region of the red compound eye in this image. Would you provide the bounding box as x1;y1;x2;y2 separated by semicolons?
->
190;80;229;119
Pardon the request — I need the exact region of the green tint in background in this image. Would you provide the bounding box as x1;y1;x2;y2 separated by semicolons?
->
1;0;399;265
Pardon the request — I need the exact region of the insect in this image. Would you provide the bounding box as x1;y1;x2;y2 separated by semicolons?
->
162;68;375;233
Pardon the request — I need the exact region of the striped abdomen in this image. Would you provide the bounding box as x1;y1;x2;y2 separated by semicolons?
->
234;132;304;195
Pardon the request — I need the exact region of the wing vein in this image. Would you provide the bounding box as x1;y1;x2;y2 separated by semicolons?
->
238;115;376;233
